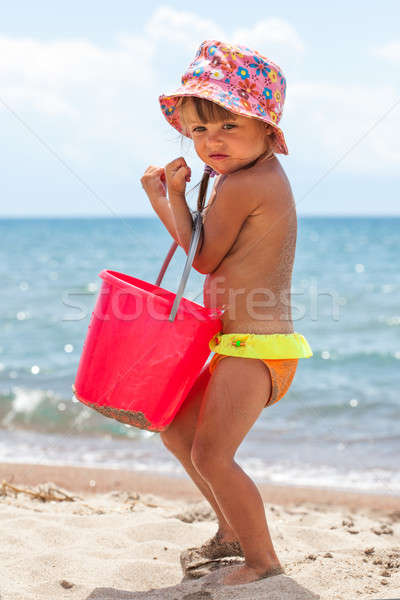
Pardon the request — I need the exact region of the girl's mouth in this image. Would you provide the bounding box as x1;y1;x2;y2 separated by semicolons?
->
210;154;228;160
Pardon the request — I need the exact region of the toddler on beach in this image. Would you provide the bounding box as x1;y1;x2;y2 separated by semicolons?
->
141;39;312;586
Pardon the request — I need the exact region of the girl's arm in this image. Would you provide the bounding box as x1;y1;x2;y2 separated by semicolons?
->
140;166;180;244
188;174;260;274
164;157;202;260
168;177;220;254
149;194;180;245
168;191;195;254
165;157;259;274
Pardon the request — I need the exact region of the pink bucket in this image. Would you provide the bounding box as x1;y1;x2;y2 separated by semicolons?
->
73;212;222;432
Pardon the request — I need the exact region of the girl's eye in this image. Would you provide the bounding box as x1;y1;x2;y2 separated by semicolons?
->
192;123;236;133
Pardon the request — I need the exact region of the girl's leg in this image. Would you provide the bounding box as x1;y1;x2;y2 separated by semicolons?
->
159;364;237;541
190;356;283;585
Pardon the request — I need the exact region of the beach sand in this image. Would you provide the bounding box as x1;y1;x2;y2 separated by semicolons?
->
0;461;399;600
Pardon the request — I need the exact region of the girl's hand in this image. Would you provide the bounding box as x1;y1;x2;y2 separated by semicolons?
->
140;165;168;204
164;157;191;196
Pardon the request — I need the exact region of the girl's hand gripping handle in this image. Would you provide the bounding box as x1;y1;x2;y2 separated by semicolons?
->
164;156;191;196
140;165;168;208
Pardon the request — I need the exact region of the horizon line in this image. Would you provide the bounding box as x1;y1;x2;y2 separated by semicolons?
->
1;213;400;219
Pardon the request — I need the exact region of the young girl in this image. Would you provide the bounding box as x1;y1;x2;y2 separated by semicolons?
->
141;40;312;586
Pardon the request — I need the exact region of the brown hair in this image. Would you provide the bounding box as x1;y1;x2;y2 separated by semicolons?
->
176;95;275;215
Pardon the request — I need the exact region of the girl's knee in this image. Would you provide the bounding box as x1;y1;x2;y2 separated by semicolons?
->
191;441;233;476
190;448;212;477
160;389;204;453
160;427;191;456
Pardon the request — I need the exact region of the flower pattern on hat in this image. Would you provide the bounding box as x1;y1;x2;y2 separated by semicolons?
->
159;39;289;155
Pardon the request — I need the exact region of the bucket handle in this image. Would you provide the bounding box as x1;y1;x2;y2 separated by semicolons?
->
155;210;203;322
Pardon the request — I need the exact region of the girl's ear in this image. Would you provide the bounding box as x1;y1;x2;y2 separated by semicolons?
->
264;123;274;136
262;123;278;153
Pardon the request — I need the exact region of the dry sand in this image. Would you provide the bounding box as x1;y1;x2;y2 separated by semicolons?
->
0;461;399;600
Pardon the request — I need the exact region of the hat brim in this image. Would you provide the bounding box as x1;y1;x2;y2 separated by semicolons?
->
159;84;289;155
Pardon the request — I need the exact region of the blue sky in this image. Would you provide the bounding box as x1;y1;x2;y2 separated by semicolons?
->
1;0;399;217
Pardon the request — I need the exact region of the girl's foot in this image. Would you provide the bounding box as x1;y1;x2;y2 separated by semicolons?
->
221;562;285;586
180;530;243;573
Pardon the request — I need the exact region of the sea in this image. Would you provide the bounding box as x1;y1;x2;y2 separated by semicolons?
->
0;215;399;497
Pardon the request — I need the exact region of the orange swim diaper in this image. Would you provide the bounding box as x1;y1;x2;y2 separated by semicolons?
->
208;354;298;408
207;331;312;408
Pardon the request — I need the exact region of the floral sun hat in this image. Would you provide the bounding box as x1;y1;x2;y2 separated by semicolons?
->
159;39;289;155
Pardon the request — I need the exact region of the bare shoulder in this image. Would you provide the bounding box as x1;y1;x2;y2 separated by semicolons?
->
217;165;263;211
222;157;293;201
251;158;296;221
206;157;295;224
219;167;256;197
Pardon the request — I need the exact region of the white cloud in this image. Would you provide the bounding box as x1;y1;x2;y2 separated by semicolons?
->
233;18;305;55
372;40;400;62
2;85;78;117
0;6;398;185
0;33;159;174
285;82;400;174
144;5;225;50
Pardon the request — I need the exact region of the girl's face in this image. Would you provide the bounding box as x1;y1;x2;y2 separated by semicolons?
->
182;105;274;174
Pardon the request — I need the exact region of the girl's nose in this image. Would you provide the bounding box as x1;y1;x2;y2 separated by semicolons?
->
209;133;223;142
206;129;224;142
206;135;225;149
